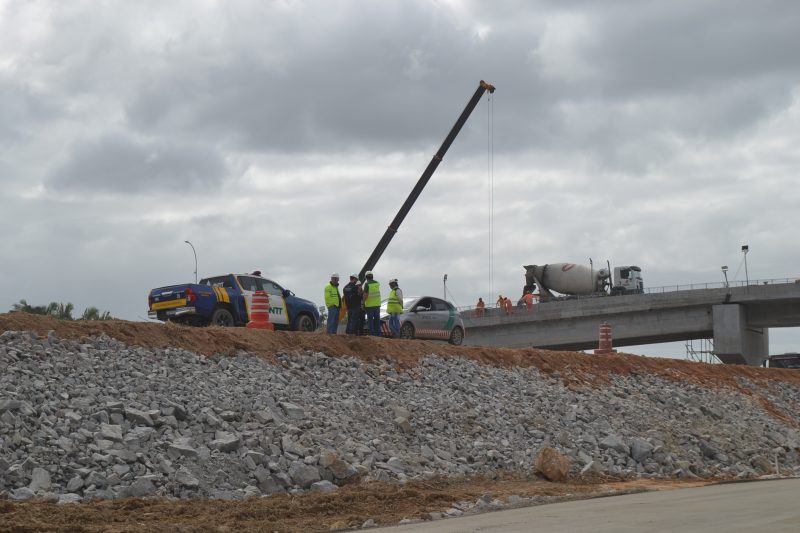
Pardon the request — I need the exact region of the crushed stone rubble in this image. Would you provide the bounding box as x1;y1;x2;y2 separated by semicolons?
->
1;329;799;507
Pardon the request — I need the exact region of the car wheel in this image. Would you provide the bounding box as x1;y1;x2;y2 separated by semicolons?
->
210;308;235;327
400;322;415;340
448;326;464;345
293;313;316;332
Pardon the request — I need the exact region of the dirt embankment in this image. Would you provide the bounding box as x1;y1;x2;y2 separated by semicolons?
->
2;312;798;393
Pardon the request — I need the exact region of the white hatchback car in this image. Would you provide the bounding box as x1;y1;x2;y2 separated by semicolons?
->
380;296;465;345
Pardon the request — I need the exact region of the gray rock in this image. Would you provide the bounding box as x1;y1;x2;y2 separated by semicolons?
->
210;432;241;453
123;478;157;498
57;493;83;505
310;480;338;493
386;457;408;474
288;462;320;489
175;468;200;488
11;487;36;501
164;400;188;421
2;327;800;504
168;441;199;459
124;407;154;427
599;434;630;455
29;467;51;492
253;409;274;423
66;476;84;492
280;402;306;420
281;435;309;457
98;424;123;442
256;474;286;495
630;438;654;463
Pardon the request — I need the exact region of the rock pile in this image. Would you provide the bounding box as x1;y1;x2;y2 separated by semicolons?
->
1;330;799;503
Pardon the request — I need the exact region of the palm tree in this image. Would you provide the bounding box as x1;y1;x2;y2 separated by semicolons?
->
12;299;50;315
80;307;113;321
12;300;111;321
54;302;74;320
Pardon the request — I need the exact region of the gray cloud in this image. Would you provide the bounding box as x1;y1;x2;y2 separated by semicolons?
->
46;134;227;193
3;0;800;357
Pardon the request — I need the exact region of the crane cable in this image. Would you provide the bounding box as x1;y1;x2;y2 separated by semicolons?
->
488;91;494;301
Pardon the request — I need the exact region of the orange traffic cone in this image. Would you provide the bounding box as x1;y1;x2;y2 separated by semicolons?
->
594;321;616;354
247;290;274;331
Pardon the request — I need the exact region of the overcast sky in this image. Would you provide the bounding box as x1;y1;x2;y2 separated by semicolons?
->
2;0;799;358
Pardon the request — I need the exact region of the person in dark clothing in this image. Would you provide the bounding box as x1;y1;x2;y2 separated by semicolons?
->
343;274;362;335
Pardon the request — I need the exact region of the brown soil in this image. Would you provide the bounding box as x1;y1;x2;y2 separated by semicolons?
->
3;312;799;392
0;476;711;533
0;312;796;531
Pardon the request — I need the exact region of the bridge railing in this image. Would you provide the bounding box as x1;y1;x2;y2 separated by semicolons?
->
458;277;800;318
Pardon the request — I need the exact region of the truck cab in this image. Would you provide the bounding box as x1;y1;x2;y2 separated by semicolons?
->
611;266;644;295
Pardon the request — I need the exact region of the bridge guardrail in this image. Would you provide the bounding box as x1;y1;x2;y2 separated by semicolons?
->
458;277;800;318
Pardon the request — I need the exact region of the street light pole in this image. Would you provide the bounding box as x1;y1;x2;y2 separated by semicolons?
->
721;265;729;288
443;274;448;300
741;245;749;286
185;240;197;283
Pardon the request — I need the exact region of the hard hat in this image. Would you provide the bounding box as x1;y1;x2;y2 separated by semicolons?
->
365;271;373;277
331;273;340;278
349;273;357;279
389;278;398;284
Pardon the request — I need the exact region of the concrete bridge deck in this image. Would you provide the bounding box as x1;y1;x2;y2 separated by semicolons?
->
460;281;800;366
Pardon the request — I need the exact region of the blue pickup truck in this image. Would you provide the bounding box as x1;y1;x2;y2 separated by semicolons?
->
148;272;319;331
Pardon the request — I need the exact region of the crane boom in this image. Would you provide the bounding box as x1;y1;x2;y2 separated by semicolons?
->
358;80;495;281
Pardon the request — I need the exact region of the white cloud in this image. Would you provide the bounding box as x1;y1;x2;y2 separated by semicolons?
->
2;0;800;358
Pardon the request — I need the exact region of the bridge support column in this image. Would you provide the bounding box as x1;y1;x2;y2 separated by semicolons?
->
712;304;769;366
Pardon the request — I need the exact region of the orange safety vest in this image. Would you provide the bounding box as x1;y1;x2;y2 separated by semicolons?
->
523;293;534;309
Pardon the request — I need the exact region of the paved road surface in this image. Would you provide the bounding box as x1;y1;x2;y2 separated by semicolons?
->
378;478;800;532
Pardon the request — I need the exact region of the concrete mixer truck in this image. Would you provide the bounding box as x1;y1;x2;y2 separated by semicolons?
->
523;263;643;300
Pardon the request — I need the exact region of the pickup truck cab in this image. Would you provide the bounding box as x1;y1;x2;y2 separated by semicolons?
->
148;273;319;331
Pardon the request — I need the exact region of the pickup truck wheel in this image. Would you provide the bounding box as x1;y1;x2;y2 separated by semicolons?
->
210;308;235;327
293;313;315;332
400;322;415;340
448;326;464;346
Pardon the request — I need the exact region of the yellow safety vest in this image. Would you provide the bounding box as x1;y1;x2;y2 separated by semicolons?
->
387;288;403;313
364;280;381;308
324;283;340;307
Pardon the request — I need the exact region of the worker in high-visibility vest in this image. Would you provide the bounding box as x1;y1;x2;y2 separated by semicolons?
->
522;290;535;312
323;273;341;334
387;278;403;337
474;297;486;318
362;271;382;336
342;274;362;335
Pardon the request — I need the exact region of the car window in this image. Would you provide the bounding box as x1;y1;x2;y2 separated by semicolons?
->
201;276;229;288
414;298;432;311
431;298;450;311
237;276;259;291
262;279;284;296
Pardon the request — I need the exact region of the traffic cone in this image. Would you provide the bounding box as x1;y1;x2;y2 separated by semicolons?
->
594;321;616;354
247;291;274;331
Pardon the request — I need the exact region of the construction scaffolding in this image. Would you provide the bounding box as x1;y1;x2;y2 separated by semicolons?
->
686;338;720;364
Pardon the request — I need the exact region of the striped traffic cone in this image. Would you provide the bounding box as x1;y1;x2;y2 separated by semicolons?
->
247;291;274;331
594;321;616;354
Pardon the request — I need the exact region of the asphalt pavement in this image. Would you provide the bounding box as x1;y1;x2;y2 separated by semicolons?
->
378;478;800;532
